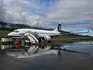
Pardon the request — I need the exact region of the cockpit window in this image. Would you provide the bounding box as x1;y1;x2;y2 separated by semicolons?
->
13;31;19;32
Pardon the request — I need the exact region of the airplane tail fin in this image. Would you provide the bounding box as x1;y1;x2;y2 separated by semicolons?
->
54;20;62;32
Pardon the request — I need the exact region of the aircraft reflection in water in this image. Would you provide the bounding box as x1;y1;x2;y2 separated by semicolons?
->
1;43;90;58
6;45;61;58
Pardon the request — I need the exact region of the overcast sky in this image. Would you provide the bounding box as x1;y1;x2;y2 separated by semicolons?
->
0;0;93;36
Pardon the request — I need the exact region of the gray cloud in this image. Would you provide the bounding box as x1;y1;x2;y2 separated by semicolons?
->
0;0;93;35
1;0;52;28
37;11;48;18
0;0;6;21
46;0;93;33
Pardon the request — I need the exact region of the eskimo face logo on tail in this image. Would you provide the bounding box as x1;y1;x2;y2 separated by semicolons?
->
58;24;61;32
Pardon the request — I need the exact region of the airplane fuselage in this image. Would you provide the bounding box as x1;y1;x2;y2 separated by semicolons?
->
8;29;60;38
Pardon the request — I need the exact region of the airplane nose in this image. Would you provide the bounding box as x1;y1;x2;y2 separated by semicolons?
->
7;32;12;36
7;33;10;36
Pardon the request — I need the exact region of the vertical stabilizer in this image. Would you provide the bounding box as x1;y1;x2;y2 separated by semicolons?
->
54;20;62;32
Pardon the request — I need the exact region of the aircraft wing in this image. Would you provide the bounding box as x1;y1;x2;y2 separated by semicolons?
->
60;29;90;35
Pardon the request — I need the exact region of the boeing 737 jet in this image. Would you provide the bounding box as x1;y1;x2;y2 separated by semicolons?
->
8;21;62;43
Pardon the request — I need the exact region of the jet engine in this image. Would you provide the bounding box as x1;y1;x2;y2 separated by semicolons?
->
42;36;51;41
38;36;51;43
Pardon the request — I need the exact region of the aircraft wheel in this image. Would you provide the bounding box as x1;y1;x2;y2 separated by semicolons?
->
47;40;51;43
38;38;42;43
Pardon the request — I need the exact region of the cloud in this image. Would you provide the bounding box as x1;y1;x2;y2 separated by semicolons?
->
48;0;93;30
0;0;93;35
0;0;6;21
2;0;53;28
37;11;48;18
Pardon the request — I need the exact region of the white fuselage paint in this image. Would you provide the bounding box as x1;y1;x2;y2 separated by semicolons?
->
8;20;62;39
8;28;60;38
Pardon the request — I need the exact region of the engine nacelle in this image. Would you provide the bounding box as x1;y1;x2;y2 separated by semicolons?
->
41;36;51;41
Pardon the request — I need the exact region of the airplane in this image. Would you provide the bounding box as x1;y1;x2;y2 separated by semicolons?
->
7;20;91;44
7;20;62;43
7;44;60;58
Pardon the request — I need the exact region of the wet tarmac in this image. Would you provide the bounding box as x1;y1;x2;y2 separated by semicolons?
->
0;41;93;70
